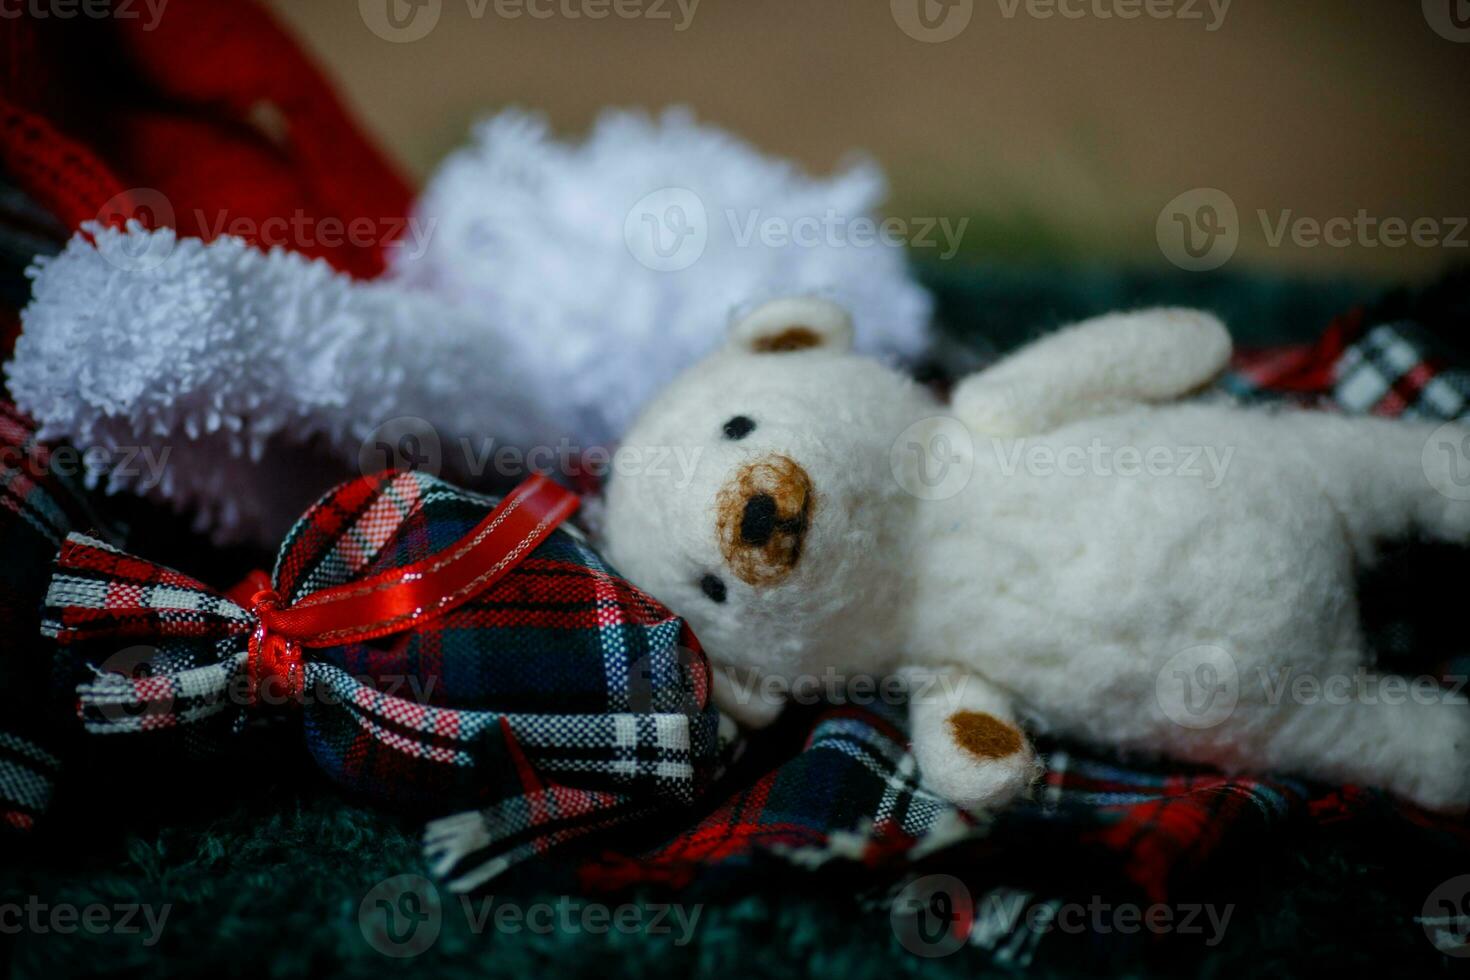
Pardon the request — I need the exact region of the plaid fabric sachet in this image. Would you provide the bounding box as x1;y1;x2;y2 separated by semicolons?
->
41;468;728;879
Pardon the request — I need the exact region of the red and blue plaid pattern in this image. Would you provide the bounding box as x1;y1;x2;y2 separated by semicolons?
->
0;400;109;832
39;469;727;879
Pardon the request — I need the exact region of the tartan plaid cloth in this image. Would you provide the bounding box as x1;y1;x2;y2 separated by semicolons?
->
562;298;1470;920
38;468;728;879
0;399;113;833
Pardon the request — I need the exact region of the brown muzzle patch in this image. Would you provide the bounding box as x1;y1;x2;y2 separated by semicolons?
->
716;454;815;586
948;711;1023;760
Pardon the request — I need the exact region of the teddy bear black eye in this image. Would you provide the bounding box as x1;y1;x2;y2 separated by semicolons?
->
700;574;728;603
722;416;756;440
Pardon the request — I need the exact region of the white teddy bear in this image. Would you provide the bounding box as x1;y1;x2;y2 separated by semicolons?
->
602;296;1470;814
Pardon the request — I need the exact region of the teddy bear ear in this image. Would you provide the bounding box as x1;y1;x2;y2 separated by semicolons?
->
728;297;854;354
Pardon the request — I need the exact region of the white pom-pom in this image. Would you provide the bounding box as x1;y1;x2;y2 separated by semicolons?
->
391;107;932;447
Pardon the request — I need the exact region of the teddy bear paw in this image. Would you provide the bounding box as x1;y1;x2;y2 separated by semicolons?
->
914;710;1042;813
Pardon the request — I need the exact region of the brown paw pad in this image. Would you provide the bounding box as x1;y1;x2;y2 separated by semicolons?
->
948;711;1023;760
750;326;822;352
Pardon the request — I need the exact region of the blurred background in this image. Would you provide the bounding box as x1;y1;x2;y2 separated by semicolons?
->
270;0;1469;282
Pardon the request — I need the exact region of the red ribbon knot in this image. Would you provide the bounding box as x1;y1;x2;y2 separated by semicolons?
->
246;589;305;706
235;473;579;710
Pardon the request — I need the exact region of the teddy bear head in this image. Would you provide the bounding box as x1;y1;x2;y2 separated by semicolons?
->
601;297;934;703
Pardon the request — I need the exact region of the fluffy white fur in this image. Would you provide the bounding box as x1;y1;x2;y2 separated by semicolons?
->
6;223;558;537
391;109;931;443
5;109;930;542
601;297;1470;814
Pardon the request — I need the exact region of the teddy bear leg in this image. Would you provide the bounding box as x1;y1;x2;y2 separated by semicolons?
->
904;665;1042;812
1259;681;1470;813
1294;415;1470;558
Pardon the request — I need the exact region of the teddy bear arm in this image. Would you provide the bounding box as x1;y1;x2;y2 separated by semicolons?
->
951;308;1232;435
903;665;1041;812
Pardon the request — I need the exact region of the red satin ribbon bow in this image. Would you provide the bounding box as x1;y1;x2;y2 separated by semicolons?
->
235;474;579;704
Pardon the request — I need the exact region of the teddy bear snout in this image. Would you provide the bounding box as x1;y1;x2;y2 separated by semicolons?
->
716;455;815;586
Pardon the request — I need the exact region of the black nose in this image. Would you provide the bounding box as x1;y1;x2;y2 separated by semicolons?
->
740;494;778;545
740;493;806;546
